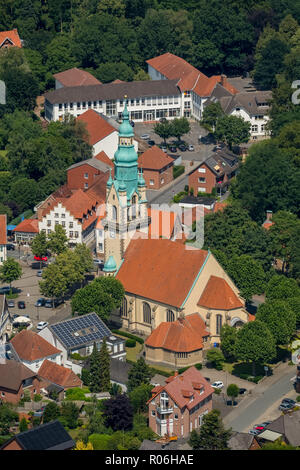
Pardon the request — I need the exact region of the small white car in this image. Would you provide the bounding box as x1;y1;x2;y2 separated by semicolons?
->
188;145;194;151
37;321;49;331
211;381;224;389
140;134;150;140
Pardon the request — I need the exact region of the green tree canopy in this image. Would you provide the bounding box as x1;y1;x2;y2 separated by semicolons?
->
129;383;153;413
189;409;231;450
43;402;60;424
226;384;239;405
220;325;238;361
226;254;266;301
89;342;102;393
0;258;22;289
153;120;173;144
47;225;68;256
205;348;225;370
103;394;134;432
127;357;154;393
170;117;190;141
214;115;251;149
201;102;224;132
99;338;111;392
256;299;296;345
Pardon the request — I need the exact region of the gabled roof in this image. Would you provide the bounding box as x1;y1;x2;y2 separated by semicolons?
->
197;275;243;310
0;360;37;392
0;214;7;244
138;146;174;171
94;151;114;168
53;68;101;87
148;366;214;410
77;109;116;145
10;329;61;362
1;420;74;450
13;218;39;234
67;156;111;173
265;411;300;447
219;91;272;116
38;360;82;388
0;29;22;48
116;238;209;308
190;149;239;178
145;313;209;352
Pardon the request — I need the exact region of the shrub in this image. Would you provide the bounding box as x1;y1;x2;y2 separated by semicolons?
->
111;330;144;344
125;339;136;348
296;395;300;403
195;363;202;370
173;165;185;179
33;394;42;402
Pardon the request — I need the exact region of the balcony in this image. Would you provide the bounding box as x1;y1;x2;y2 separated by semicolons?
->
157;406;173;414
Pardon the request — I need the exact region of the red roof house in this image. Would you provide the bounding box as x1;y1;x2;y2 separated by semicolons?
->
38;360;83;389
53;68;101;88
0;29;22;49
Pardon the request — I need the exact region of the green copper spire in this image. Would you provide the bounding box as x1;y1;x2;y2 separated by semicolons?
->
138;169;146;187
103;255;117;273
107;168;113;187
118;97;134;138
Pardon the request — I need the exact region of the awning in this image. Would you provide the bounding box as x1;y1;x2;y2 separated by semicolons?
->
258;430;282;441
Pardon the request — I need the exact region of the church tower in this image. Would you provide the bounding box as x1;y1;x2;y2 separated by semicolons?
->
103;98;149;273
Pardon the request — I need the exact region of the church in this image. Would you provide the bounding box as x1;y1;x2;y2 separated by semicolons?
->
102;100;250;366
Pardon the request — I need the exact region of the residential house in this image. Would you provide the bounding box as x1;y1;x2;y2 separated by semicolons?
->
9;329;62;372
0;360;41;404
66;154;112;191
12;218;39;244
146;52;238;120
258;410;300;446
147;367;214;438
0;420;75;450
0;214;7;264
44;79;182;122
262;210;274;230
0;29;22;49
138;146;174;190
228;432;261;450
38;359;83;389
188;149;240;196
53;67;102;89
38;313;126;371
0;295;12;343
145;313;210;368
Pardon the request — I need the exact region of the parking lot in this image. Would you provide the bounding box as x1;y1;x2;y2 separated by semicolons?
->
134;120;215;162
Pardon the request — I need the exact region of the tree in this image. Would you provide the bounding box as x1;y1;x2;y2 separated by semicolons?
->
269;211;300;274
234;321;276;376
0;258;22;290
47;224;68;256
253;37;290;90
205;348;225;370
60;402;80;429
153;120;173;144
266;275;300;301
256;300;296;345
0;66;39;117
129;383;153;413
95;62;134;83
220;325;238;361
43;402;60;424
89;342;101;393
127;357;154;393
75;440;94;450
73;243;94;276
19;417;28;432
226;384;239;406
31;231;48;268
103;394;134;431
0;404;18;435
226;254;266;301
7;178;40;213
189;409;231;450
39;262;68;301
214;115;250;149
170;117;190;142
71;277;124;322
99;338;111;392
201;102;224;132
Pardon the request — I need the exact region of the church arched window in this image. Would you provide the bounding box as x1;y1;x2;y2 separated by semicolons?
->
166;309;175;322
112;205;117;221
143;302;151;324
120;297;128;317
216;314;223;335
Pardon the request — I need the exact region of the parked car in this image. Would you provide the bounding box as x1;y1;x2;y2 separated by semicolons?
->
188;145;194;151
248;429;261;436
34;255;48;262
130;120;135;127
17;301;26;309
140;134;150;140
44;299;63;308
35;298;46;307
178;144;187;151
211;381;224;389
239;388;247;395
0;286;11;295
281;398;296;406
204;377;211;382
7;300;15;308
34;406;46;417
6;243;15;251
37;321;49;331
148;140;155;146
93;259;103;265
169;146;177;153
37;270;43;277
279;402;294;411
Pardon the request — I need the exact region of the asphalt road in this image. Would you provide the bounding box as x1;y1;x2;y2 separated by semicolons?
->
223;364;297;432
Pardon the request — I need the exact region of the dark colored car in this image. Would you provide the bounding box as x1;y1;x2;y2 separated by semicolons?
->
148;140;155;146
45;299;63;308
169;146;177;153
35;298;46;307
17;301;26;309
130;120;135;127
281;398;296;406
0;286;11;295
178;144;187;151
204;377;210;382
6;244;15;251
239;388;247;395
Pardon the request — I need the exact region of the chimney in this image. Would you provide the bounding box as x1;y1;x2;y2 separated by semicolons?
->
266;210;273;222
174;371;178;377
220;74;227;87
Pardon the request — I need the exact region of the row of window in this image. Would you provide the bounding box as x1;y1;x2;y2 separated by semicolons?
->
121;299;175;324
251;124;266;133
58;101;103;111
58;96;180;112
42;228;79;238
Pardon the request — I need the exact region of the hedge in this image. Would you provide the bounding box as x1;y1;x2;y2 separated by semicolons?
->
173;165;185;179
111;330;144;344
125;339;136;348
178;363;202;374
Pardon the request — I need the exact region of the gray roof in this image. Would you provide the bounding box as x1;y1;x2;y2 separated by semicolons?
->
219;90;272;116
204;83;233;108
0;360;37;392
48;313;123;351
45;79;181;104
191;149;239;178
265;410;300;447
228;432;255;450
67;157;111;173
140;438;192;451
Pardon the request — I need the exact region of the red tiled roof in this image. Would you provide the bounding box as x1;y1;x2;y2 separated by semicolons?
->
94;151;114;168
138;146;174;171
147;208;177;239
262;221;274;230
10;330;61;362
63;189;95;219
148;366;214;409
53;68;101;87
111;79;125;84
0;29;22;48
77;109;116;145
145;313;209;352
0;214;7;244
116;238;209;307
198;275;243;310
38;360;83;389
13;218;38;234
